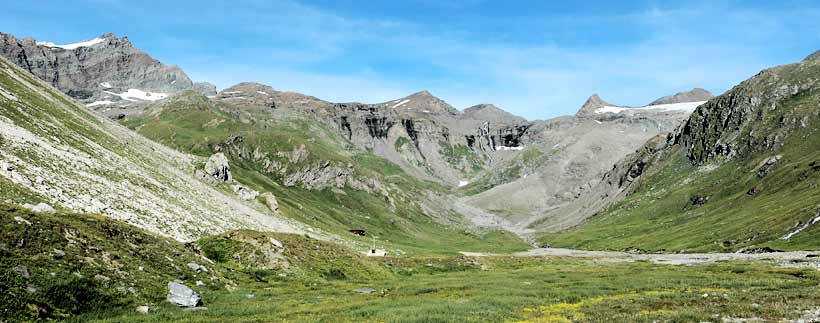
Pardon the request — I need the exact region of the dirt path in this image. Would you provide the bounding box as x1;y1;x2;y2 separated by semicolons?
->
460;247;820;268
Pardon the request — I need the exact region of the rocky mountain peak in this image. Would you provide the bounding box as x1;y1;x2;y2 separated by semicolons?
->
648;88;714;106
462;104;526;123
575;94;612;117
389;90;458;114
803;50;820;62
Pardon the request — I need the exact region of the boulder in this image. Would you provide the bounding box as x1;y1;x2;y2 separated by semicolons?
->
136;306;150;314
52;249;66;259
202;153;232;183
231;184;259;201
13;216;31;225
167;281;202;307
24;202;56;213
94;274;111;283
13;265;29;278
187;262;208;273
260;192;279;212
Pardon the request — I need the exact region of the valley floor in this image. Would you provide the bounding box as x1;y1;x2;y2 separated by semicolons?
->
77;253;820;323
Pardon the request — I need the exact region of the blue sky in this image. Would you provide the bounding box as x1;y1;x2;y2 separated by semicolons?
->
3;0;820;119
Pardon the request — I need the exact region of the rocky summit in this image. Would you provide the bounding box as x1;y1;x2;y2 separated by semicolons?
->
0;32;215;119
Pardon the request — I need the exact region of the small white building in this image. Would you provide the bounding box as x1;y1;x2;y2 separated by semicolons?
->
365;237;387;257
367;249;387;257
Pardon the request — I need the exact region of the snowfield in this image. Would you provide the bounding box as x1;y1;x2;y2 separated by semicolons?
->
104;89;168;102
37;37;106;50
596;101;706;114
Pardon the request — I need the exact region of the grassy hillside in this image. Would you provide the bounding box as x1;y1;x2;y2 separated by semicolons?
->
0;56;299;241
541;59;820;252
0;203;395;322
122;93;529;255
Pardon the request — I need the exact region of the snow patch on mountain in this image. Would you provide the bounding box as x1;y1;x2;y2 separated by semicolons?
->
87;100;115;107
595;101;706;114
37;37;106;50
104;89;168;102
392;99;411;109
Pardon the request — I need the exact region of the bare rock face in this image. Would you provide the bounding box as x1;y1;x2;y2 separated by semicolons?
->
202;153;232;184
167;281;201;307
260;192;279;212
0;32;215;118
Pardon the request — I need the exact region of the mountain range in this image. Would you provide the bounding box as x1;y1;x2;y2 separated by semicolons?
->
0;32;715;244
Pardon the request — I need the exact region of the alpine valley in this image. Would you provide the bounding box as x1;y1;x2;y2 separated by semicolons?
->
3;31;820;323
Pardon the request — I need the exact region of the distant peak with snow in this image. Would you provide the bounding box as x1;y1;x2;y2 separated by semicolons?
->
576;88;711;118
386;90;458;114
32;33;123;51
575;94;615;117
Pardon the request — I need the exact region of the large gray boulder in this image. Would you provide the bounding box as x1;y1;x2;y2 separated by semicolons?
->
167;281;201;307
260;192;279;212
202;153;232;183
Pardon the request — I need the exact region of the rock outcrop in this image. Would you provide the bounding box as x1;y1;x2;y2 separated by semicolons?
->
201;153;232;184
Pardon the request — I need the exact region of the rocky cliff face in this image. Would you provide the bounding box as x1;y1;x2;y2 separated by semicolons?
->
675;64;817;165
0;32;215;118
214;86;535;185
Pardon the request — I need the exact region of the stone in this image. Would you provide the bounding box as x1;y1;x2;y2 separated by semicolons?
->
195;280;205;286
94;274;111;283
231;184;259;201
13;216;31;226
260;192;279;212
187;262;208;273
203;153;232;183
136;306;150;314
13;265;30;278
167;281;202;307
25;202;55;214
52;249;66;259
268;238;284;249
